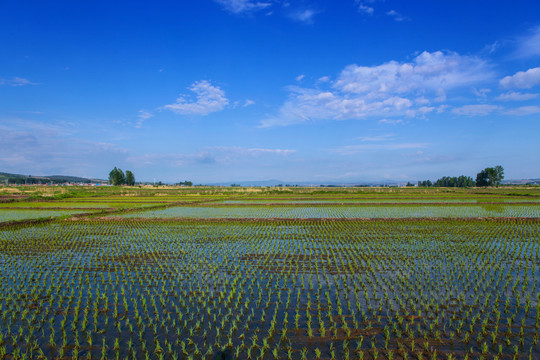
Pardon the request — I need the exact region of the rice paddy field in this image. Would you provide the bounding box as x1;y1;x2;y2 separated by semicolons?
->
115;204;540;219
0;185;539;359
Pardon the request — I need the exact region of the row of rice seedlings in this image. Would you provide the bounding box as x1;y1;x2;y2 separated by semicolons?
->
219;199;540;205
0;209;92;223
0;219;538;359
60;195;230;203
0;202;115;209
117;204;540;219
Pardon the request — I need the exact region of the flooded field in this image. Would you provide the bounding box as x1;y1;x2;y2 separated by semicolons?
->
116;204;540;219
0;186;539;359
0;219;539;359
0;209;93;223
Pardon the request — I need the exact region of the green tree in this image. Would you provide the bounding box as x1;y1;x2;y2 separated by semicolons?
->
476;165;504;187
109;167;126;185
176;180;193;186
491;165;504;187
476;170;489;187
418;180;433;187
125;170;135;186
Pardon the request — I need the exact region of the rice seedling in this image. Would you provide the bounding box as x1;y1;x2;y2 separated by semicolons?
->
0;187;539;359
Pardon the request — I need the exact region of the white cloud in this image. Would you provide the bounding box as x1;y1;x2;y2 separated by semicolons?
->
261;50;494;127
214;0;272;14
128;152;216;167
496;92;538;101
405;106;435;118
243;99;255;107
503;106;540;116
415;96;430;105
0;77;35;86
386;10;409;22
334;142;428;155
356;0;374;15
436;105;449;113
295;74;305;82
452;104;500;116
212;146;296;156
482;41;500;55
0;120;128;176
317;76;330;83
360;134;395;142
334;51;492;95
128;146;296;168
514;25;540;58
163;80;229;116
500;67;540;89
472;88;491;98
136;110;153;128
289;8;318;23
378;118;404;125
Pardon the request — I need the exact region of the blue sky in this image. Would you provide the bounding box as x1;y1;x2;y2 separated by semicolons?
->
1;1;540;183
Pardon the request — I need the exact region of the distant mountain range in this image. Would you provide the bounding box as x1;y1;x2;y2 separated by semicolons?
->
0;172;107;185
502;178;540;185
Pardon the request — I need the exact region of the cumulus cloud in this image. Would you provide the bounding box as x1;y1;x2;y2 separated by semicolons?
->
452;104;500;116
503;106;540;116
214;0;272;14
334;51;492;95
496;92;538;101
500;67;540;89
163;80;229;116
261;50;494;127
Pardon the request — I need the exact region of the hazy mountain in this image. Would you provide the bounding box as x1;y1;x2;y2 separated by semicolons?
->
0;172;106;184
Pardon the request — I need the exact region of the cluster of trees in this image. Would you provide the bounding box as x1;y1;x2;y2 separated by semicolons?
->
418;166;504;188
108;167;135;186
418;175;475;188
476;165;504;187
175;181;193;186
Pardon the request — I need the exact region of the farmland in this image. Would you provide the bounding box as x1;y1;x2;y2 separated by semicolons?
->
0;186;539;359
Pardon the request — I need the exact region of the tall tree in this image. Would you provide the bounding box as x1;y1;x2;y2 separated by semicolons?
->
108;167;118;185
125;170;135;186
491;165;504;187
476;169;488;187
109;167;126;185
476;166;504;187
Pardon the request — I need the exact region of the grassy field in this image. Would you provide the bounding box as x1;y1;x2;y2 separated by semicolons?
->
0;185;539;359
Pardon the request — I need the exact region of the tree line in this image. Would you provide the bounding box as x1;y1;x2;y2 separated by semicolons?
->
108;167;135;186
418;166;504;188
